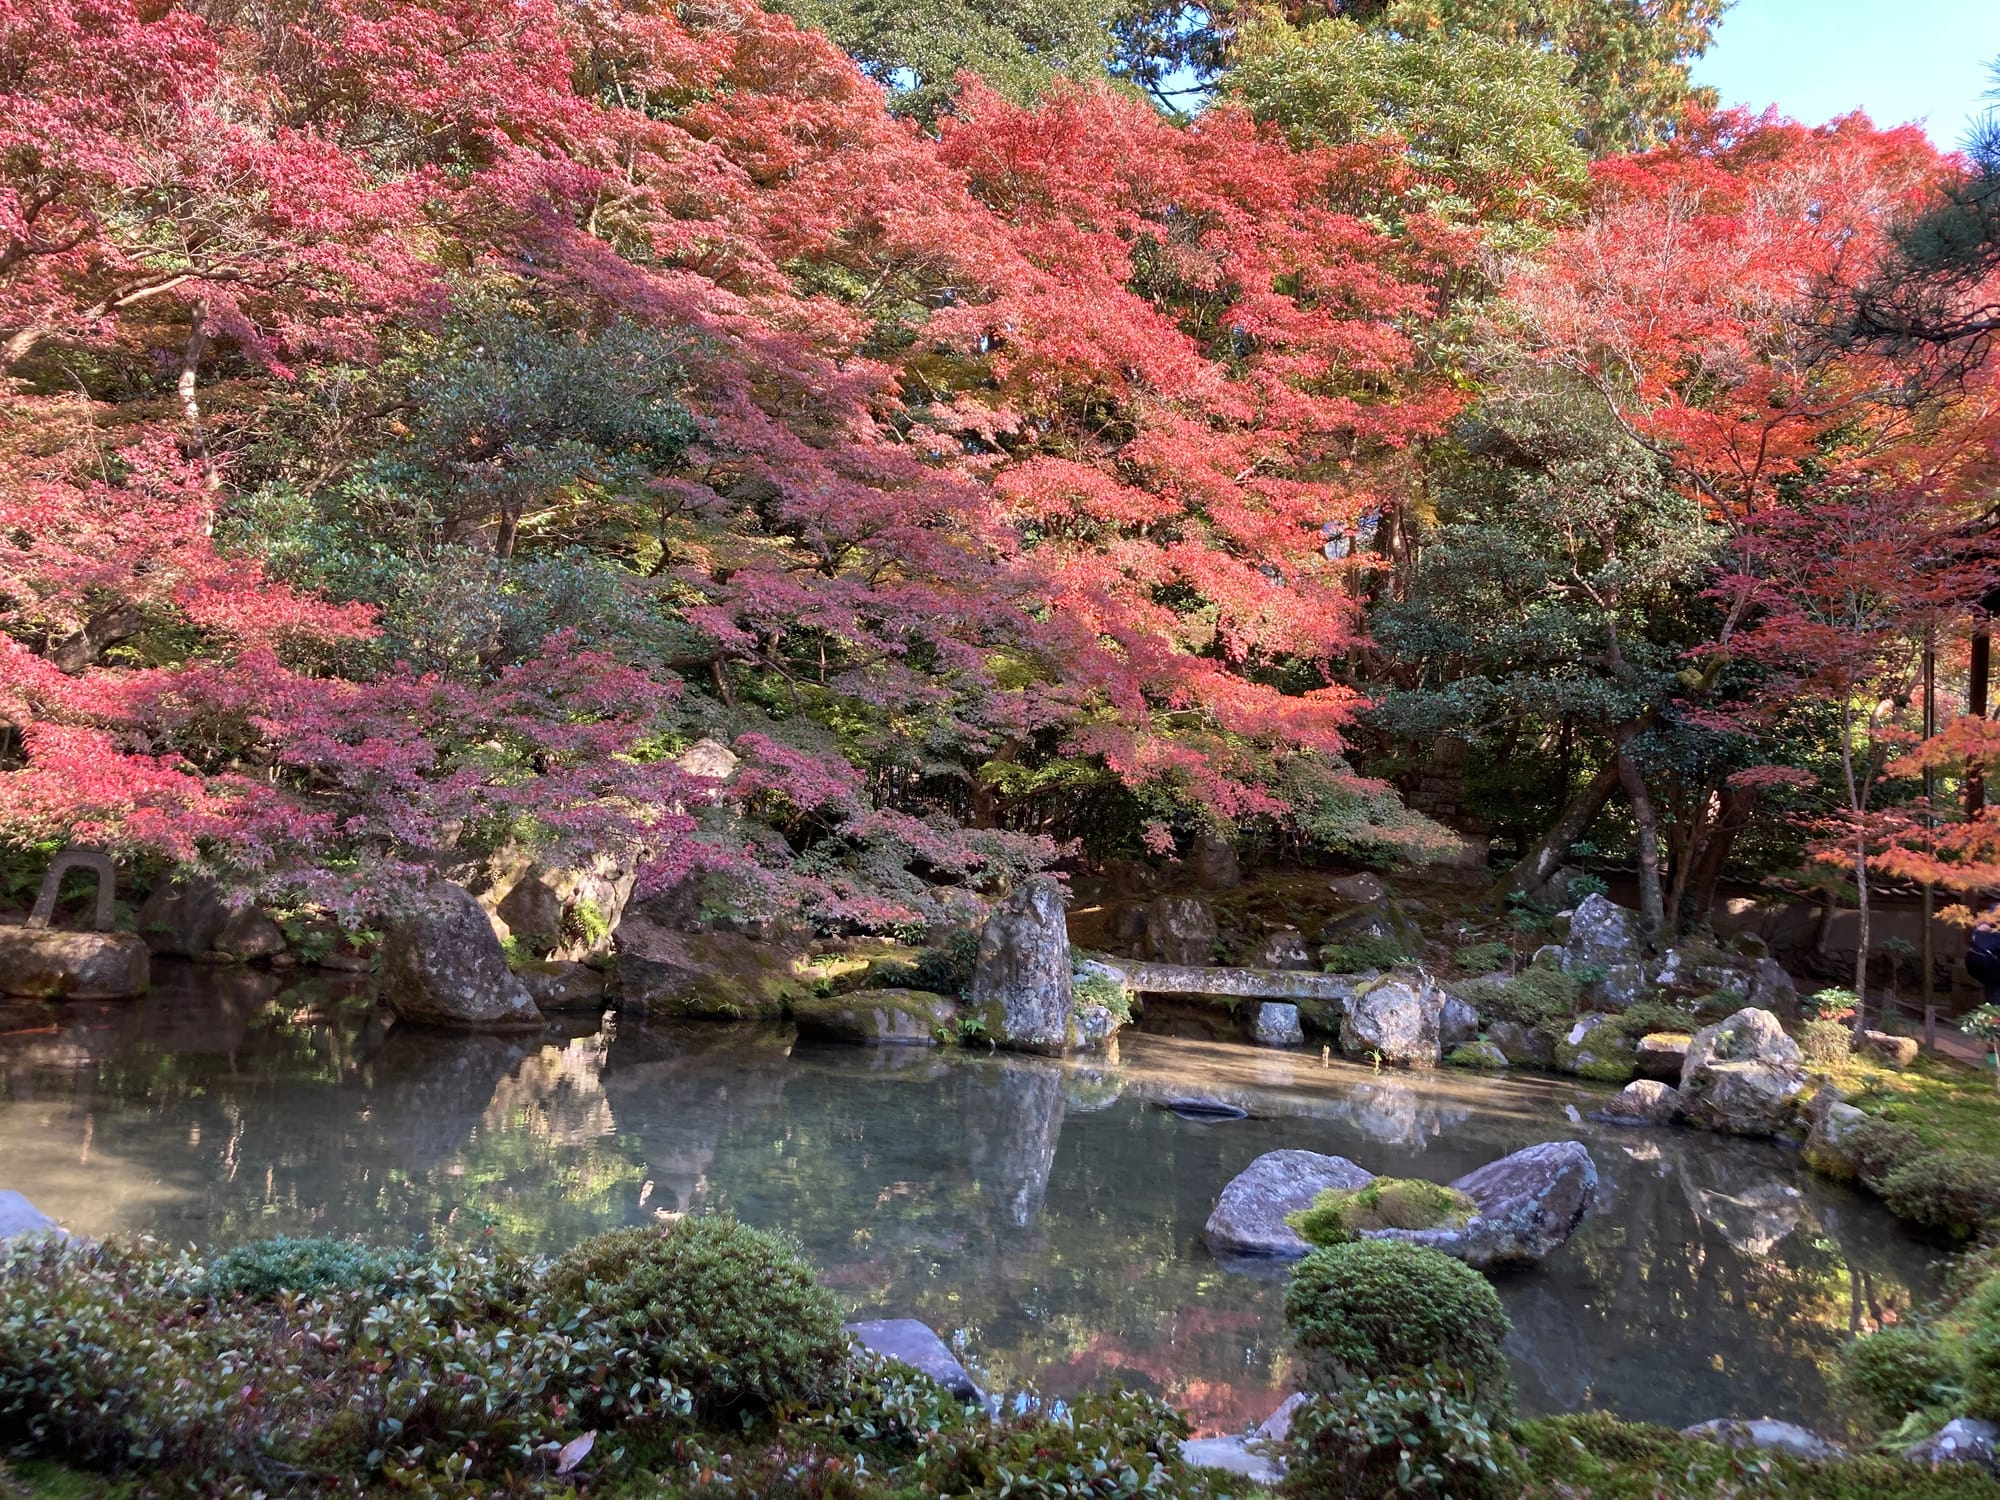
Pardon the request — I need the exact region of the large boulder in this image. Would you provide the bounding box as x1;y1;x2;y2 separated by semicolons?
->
1440;994;1480;1050
1562;893;1649;1008
1186;829;1241;891
471;845;641;962
1203;1149;1374;1258
135;878;234;957
1339;971;1444;1068
1371;1141;1598;1269
1678;1007;1806;1138
1635;1032;1691;1081
613;920;810;1017
378;884;543;1030
1802;1086;1869;1180
513;959;610;1011
1487;1019;1556;1069
1143;894;1217;966
1554;1014;1637;1083
845;1319;986;1406
1592;1079;1683;1126
794;990;959;1047
215;905;286;960
0;928;149;999
969;879;1074;1055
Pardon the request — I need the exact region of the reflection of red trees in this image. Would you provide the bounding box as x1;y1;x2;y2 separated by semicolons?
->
1055;1308;1290;1436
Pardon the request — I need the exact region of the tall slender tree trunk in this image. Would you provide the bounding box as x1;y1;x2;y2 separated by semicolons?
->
1971;622;1991;818
1840;695;1872;1037
1616;729;1665;937
177;298;218;517
1497;755;1623;901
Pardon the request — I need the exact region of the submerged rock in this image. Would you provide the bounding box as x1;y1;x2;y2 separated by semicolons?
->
1682;1418;1844;1462
1339;971;1444;1069
378;884;543;1031
969;879;1075;1054
845;1319;986;1405
1162;1097;1251;1122
0;1190;61;1241
1678;1007;1805;1138
1252;1001;1303;1047
1179;1436;1283;1486
0;928;149;1000
794;990;959;1047
1370;1141;1598;1269
1203;1149;1373;1258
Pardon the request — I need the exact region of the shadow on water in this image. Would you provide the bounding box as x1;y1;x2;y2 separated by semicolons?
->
0;964;1951;1436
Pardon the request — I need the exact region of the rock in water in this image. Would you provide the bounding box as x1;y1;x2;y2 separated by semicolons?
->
1802;1086;1869;1179
1203;1149;1374;1258
1162;1097;1250;1122
845;1319;986;1405
1635;1032;1691;1081
1678;1007;1805;1137
1369;1141;1597;1269
969;879;1073;1055
793;990;959;1046
1143;894;1217;966
134;877;234;957
1252;1002;1304;1047
513;959;609;1011
1592;1079;1683;1126
0;1190;61;1241
0;929;150;999
1339;971;1444;1068
1487;1019;1555;1069
379;884;544;1030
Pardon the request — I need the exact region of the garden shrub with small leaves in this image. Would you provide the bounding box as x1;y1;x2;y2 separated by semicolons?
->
1878;1153;2000;1239
1282;1380;1518;1500
1802;1017;1854;1067
1840;1324;1962;1434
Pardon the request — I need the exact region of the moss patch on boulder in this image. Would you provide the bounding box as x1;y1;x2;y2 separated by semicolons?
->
1287;1177;1478;1246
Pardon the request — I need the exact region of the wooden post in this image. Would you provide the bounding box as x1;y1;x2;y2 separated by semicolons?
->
1926;1002;1938;1053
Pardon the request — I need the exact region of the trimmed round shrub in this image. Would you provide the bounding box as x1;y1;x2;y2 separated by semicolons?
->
1283;1382;1518;1500
546;1215;848;1414
201;1235;409;1301
1851;1117;1926;1190
1287;1179;1476;1247
1840;1325;1959;1432
1285;1241;1513;1417
1878;1153;2000;1239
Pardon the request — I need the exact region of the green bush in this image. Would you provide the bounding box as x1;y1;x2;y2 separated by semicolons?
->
1605;999;1698;1040
1841;1325;1960;1433
1878;1153;2000;1239
544;1215;848;1414
1287;1179;1477;1247
1285;1241;1513;1418
1321;934;1407;973
921;1389;1212;1499
200;1235;408;1301
1802;1017;1854;1067
1452;941;1511;974
1479;967;1579;1031
1283;1382;1517;1500
1850;1116;1926;1190
1072;965;1134;1025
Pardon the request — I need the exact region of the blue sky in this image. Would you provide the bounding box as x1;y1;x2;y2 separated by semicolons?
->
1691;0;2000;148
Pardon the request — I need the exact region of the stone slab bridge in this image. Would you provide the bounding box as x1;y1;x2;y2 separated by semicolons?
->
1085;959;1356;1002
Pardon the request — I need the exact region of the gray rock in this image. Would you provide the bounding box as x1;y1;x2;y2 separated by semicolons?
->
1203;1149;1373;1258
1747;958;1801;1015
214;905;286;960
1163;1097;1250;1121
1682;1418;1844;1462
1179;1436;1283;1486
476;846;640;962
1073;1003;1121;1053
1186;829;1242;891
0;928;149;999
612;922;807;1018
1635;1032;1691;1081
1445;1038;1509;1069
1258;1392;1308;1444
513;959;610;1010
1370;1140;1597;1269
1253;1001;1304;1047
1803;1087;1869;1179
969;880;1074;1054
1488;1019;1556;1069
1593;1079;1683;1126
1906;1418;2000;1471
793;989;959;1046
378;884;543;1030
1256;928;1313;971
1143;894;1217;966
678;737;740;783
135;878;233;957
0;1190;61;1241
845;1319;986;1405
1339;971;1444;1069
1328;873;1389;905
1563;893;1646;995
1679;1007;1806;1137
1440;994;1480;1049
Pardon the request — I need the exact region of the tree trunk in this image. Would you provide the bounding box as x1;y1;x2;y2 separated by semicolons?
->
177;298;218;511
1496;755;1623;901
1686;783;1756;922
1616;733;1665;937
1971;622;1991;818
1852;825;1873;1039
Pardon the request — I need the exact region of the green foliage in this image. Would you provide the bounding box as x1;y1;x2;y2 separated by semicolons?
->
1287;1179;1478;1247
1603;999;1698;1039
1283;1381;1518;1500
1073;966;1134;1026
1805;987;1861;1023
1877;1153;2000;1239
1321;934;1407;973
1802;1017;1855;1067
1961;1003;2000;1045
543;1216;848;1416
1452;941;1511;974
1476;966;1580;1031
874;929;983;998
919;1389;1217;1499
199;1236;408;1301
1285;1241;1513;1418
1840;1325;1961;1434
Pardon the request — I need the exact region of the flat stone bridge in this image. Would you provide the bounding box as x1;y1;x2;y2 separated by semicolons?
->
1086;959;1358;1002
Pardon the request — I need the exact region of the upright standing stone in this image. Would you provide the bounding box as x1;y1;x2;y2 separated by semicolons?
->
969;879;1073;1054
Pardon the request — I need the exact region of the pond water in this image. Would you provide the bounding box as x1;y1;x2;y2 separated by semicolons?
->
0;964;1948;1436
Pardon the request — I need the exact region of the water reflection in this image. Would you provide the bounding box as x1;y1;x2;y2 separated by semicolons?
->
0;967;1948;1436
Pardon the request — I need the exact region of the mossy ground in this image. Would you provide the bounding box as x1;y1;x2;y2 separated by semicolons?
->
1821;1050;2000;1158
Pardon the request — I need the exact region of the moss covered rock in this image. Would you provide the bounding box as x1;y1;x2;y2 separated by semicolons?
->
790;989;960;1046
1446;1038;1509;1069
1287;1178;1477;1246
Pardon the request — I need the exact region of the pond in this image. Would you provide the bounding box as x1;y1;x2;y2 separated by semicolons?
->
0;964;1947;1436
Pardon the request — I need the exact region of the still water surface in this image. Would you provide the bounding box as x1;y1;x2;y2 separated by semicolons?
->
0;965;1947;1435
